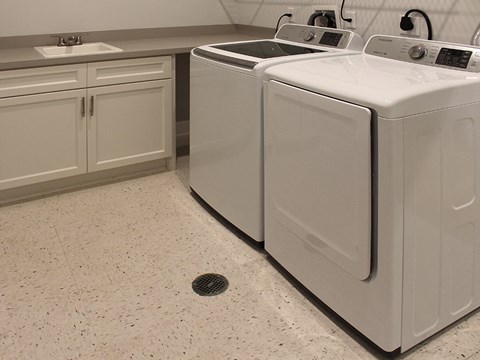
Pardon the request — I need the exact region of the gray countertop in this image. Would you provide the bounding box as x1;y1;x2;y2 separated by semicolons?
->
0;25;272;71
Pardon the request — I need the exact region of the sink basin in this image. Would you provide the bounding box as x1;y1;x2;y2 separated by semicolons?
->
35;42;123;58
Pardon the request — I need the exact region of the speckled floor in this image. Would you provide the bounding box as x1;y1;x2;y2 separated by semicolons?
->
1;156;480;359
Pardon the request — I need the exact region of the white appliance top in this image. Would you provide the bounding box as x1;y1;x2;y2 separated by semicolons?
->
192;24;363;73
264;35;480;118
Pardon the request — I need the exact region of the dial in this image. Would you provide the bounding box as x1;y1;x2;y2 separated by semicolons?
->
303;31;315;42
408;44;427;60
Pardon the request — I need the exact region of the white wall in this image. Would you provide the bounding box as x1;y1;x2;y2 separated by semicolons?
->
1;0;479;46
0;0;233;36
230;0;480;45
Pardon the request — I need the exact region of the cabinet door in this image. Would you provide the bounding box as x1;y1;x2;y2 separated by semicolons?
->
265;80;372;280
0;90;87;190
87;79;172;172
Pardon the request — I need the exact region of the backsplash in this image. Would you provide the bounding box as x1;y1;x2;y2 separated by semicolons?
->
221;0;480;45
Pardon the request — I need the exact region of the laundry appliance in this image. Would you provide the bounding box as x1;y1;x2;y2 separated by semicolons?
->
263;35;480;352
190;24;363;242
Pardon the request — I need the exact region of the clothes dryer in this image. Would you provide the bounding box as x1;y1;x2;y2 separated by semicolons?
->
263;35;480;352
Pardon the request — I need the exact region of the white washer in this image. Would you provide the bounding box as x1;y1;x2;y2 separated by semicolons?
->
263;36;480;352
189;24;363;242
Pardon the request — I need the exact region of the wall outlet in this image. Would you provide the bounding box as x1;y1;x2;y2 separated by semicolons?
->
311;4;340;28
287;6;295;23
344;10;356;29
400;15;420;37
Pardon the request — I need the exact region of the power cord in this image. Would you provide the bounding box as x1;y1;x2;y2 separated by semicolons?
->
275;13;293;34
400;9;433;40
340;0;352;23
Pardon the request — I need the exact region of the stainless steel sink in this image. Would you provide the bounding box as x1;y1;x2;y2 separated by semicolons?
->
35;42;123;58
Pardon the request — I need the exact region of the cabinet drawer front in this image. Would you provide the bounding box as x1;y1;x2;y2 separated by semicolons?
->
87;56;172;86
0;64;87;98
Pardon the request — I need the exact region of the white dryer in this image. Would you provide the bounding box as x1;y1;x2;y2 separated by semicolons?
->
263;36;480;352
189;24;363;242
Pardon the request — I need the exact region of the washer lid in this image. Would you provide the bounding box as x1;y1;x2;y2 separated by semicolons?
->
211;40;325;59
264;53;480;119
191;24;363;71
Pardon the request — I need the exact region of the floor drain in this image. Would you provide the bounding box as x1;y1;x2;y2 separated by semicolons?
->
192;273;229;296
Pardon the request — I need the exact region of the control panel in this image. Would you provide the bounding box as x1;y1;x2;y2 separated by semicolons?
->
275;23;354;49
364;35;480;72
435;48;472;68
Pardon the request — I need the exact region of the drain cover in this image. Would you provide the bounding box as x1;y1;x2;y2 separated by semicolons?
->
192;273;229;296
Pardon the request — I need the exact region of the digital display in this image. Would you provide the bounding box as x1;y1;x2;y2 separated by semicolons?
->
319;32;343;47
435;47;472;69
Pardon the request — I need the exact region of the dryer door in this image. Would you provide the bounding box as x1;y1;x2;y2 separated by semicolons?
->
265;80;372;280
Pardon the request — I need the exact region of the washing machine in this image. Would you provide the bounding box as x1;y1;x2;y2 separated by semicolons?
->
189;24;363;242
263;35;480;352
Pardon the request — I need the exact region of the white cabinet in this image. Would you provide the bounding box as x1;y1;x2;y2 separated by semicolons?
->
87;80;172;172
0;90;87;190
0;64;88;191
86;57;172;172
0;56;173;193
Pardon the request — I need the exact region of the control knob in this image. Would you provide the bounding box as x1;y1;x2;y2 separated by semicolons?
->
303;31;315;42
408;44;427;60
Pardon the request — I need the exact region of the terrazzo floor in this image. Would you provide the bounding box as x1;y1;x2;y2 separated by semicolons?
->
1;156;480;359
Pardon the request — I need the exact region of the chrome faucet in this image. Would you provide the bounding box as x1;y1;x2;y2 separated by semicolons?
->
65;36;78;46
51;33;88;47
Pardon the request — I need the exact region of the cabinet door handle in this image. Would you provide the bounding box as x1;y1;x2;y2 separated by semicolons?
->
89;96;94;116
81;97;85;117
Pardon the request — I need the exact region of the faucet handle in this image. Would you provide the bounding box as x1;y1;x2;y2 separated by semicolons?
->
51;35;66;46
76;32;89;45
